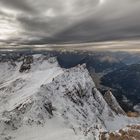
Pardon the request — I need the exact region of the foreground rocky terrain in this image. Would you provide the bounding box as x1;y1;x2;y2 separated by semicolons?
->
0;54;139;140
100;125;140;140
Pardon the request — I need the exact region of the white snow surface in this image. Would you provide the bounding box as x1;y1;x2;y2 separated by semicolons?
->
0;55;139;140
8;116;85;140
0;56;63;113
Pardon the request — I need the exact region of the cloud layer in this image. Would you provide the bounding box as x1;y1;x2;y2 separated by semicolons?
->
0;0;140;45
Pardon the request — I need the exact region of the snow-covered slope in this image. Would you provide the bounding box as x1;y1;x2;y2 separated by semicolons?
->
0;54;139;140
0;55;63;113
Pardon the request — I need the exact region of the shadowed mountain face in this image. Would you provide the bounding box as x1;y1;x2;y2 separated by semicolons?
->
57;52;125;72
101;64;140;112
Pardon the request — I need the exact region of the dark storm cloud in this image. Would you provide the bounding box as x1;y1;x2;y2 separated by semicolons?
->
46;0;140;43
1;0;140;45
49;14;140;43
15;0;101;38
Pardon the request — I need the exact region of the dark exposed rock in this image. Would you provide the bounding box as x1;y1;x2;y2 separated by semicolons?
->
104;90;126;115
19;56;33;73
43;102;55;116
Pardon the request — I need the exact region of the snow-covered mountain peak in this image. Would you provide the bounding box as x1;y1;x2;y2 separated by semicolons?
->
0;55;139;140
0;55;63;113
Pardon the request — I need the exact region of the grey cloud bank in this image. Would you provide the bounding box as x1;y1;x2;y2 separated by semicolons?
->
0;0;140;45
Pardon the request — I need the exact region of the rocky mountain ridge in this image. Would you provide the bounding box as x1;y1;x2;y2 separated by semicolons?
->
0;54;139;140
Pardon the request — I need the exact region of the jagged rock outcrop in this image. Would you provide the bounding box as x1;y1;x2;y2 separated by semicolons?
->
104;90;126;115
19;56;33;72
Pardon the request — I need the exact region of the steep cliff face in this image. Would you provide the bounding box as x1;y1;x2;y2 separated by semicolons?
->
0;55;139;140
104;90;126;115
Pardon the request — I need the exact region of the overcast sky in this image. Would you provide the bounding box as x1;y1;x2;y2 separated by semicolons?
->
0;0;140;45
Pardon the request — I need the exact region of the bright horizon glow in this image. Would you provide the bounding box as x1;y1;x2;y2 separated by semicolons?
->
1;40;140;53
0;22;19;40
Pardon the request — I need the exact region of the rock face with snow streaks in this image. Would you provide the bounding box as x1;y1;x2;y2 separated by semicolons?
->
0;54;139;140
104;90;126;115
